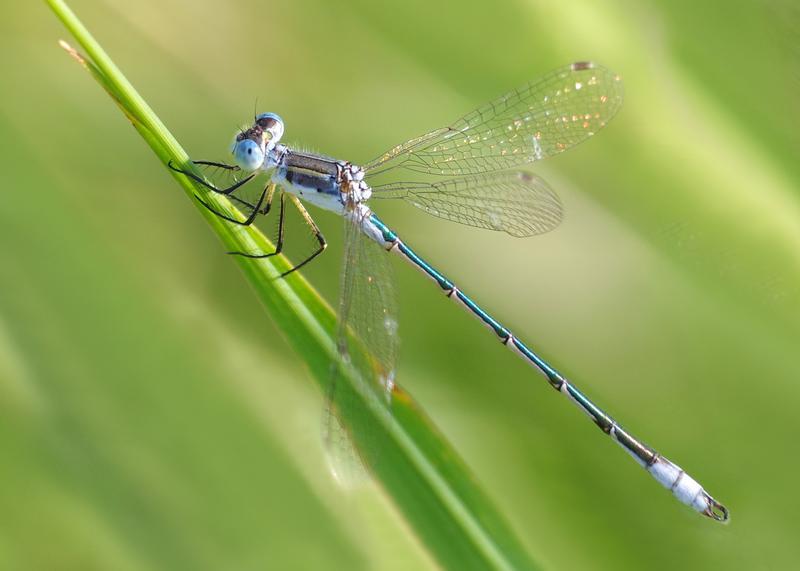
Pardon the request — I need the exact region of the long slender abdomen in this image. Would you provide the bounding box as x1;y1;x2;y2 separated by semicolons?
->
365;212;728;522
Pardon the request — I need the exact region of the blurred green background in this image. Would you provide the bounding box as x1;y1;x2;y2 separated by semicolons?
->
2;0;799;569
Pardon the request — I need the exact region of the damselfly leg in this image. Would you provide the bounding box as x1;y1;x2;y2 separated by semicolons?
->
196;181;272;226
168;159;255;195
168;159;265;220
230;194;328;277
225;191;286;259
175;160;329;276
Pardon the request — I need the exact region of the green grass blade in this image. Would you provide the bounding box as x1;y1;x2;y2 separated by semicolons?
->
45;1;542;568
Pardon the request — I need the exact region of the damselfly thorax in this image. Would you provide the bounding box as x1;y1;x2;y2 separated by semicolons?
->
235;113;372;216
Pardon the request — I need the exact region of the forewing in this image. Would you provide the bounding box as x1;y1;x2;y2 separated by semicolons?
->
336;213;398;380
372;171;562;237
324;210;398;484
364;62;622;177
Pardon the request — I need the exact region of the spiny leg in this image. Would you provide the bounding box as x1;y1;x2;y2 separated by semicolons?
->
197;182;274;226
222;184;276;217
191;160;238;170
168;160;255;195
278;194;327;277
228;191;286;259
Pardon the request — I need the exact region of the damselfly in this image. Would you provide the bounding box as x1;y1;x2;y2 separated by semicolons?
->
171;62;728;521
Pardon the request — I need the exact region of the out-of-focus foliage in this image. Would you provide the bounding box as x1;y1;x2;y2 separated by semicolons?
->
1;0;797;569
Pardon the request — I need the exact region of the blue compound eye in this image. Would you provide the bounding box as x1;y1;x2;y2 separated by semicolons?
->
232;138;264;171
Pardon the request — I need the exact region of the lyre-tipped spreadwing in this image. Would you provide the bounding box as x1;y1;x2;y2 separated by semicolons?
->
170;61;728;521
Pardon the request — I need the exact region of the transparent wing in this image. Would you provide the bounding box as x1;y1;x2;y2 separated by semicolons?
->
323;209;398;484
363;62;623;177
336;212;399;379
371;170;562;237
